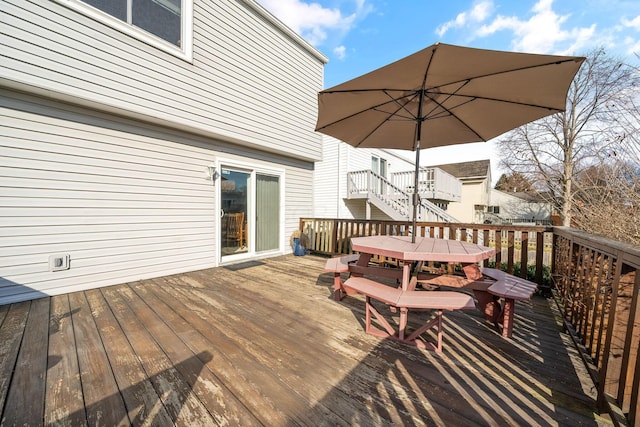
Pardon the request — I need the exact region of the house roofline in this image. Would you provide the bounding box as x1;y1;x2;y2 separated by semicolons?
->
241;0;329;64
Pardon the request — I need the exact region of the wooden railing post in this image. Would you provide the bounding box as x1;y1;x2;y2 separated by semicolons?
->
550;227;640;425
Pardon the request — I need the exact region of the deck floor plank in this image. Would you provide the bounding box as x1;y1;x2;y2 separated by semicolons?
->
121;282;261;426
0;255;612;426
0;301;30;419
2;298;49;426
68;291;129;426
0;304;9;328
101;286;216;426
170;271;375;425
45;295;85;426
129;281;266;426
138;278;294;426
84;288;174;426
156;278;342;425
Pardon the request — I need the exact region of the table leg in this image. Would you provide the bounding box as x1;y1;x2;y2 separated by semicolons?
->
462;263;483;280
502;298;515;337
473;290;501;323
398;307;408;340
357;253;373;267
398;261;412;338
401;260;411;290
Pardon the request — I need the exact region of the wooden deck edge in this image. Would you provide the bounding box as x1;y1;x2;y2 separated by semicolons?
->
550;290;622;426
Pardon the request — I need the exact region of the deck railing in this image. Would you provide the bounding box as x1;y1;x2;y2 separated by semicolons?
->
553;227;639;426
299;218;553;287
391;167;462;202
298;218;639;426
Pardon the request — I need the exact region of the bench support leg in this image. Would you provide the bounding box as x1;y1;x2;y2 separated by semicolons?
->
361;300;445;352
501;298;515;338
334;274;344;301
334;273;358;301
473;290;501;323
363;304;445;352
404;310;443;352
398;308;408;340
364;297;398;338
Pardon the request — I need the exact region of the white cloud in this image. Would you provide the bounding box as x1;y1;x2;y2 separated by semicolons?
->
622;15;640;31
333;45;347;59
614;16;640;56
258;0;361;46
475;0;595;53
621;34;640;57
436;0;494;37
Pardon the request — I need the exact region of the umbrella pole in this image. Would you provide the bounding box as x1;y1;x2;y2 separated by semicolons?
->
412;144;420;243
412;91;424;244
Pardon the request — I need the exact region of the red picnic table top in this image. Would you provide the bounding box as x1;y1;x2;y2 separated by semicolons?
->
350;235;496;264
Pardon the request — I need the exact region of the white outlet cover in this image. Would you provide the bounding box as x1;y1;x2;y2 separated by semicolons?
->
49;254;70;271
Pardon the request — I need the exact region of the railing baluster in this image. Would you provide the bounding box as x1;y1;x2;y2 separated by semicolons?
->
551;227;639;425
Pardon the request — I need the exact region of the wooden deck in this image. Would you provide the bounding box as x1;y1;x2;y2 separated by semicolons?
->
0;255;613;426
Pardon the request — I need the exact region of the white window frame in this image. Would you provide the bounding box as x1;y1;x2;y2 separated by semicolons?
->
55;0;194;62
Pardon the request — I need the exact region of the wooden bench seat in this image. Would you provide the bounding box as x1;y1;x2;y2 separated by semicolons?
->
344;277;475;352
324;255;361;301
473;268;538;338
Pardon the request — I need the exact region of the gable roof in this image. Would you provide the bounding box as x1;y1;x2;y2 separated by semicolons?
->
429;159;491;180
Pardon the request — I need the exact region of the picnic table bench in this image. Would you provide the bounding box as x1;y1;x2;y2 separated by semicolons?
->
474;268;538;337
325;254;438;301
343;276;475;352
326;251;538;339
324;255;361;301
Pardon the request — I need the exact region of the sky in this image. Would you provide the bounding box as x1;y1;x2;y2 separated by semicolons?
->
256;0;640;179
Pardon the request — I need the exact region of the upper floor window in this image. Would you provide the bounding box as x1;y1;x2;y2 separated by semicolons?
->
371;156;387;178
58;0;193;60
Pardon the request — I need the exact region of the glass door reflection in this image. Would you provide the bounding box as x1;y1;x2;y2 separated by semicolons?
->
221;168;249;257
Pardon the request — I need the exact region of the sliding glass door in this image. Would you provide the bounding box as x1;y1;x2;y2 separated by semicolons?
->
256;174;280;252
220;166;281;261
221;168;249;257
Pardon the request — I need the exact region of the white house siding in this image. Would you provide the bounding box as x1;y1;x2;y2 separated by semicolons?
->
0;1;323;303
0;0;325;162
313;136;341;218
0;91;314;304
446;179;491;223
489;189;551;222
313;136;416;219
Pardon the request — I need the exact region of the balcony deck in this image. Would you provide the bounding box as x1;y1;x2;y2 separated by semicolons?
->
0;255;612;425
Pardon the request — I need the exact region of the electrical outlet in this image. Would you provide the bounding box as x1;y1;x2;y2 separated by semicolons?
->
49;254;70;272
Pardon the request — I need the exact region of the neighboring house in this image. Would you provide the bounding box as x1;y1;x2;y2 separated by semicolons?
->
314;137;461;222
0;0;327;304
431;160;492;224
487;189;552;225
314;136;415;219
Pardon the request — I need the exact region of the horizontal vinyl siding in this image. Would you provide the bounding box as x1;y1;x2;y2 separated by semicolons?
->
284;165;313;247
1;0;324;162
313;136;340;218
0;100;215;303
0;92;314;304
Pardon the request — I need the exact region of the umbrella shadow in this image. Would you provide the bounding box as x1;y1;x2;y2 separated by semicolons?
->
312;290;601;425
49;351;214;425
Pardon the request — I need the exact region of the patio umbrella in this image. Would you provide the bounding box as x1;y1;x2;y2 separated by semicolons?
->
315;42;584;241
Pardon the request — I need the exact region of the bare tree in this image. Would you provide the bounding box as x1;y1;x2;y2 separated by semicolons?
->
572;161;640;244
494;172;534;193
497;48;640;235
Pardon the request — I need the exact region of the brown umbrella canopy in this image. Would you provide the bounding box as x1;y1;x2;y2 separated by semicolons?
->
316;43;585;150
315;43;584;240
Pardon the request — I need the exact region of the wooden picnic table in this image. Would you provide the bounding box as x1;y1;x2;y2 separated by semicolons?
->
345;235;496;347
350;235;496;290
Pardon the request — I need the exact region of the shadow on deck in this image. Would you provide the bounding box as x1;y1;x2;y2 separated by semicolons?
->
0;255;612;425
